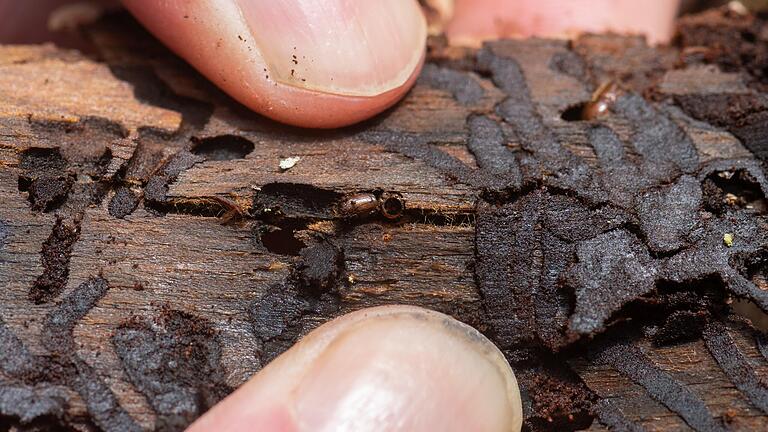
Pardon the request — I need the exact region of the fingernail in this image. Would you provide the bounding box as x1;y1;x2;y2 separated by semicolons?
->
235;0;427;97
291;307;522;431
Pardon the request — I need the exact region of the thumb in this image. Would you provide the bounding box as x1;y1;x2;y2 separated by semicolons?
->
187;306;523;432
122;0;427;128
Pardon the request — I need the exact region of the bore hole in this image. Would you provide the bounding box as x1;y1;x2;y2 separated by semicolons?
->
260;227;306;256
562;82;619;122
741;30;757;44
381;195;405;219
561;103;588;121
702;169;767;214
192;135;255;161
17;176;32;192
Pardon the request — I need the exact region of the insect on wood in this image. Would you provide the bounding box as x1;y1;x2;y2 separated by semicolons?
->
582;81;620;120
338;192;405;219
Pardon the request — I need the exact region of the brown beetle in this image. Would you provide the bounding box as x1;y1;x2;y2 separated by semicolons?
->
338;192;405;219
582;81;620;120
339;193;379;217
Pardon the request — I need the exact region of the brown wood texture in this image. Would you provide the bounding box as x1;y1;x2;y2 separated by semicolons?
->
1;8;768;432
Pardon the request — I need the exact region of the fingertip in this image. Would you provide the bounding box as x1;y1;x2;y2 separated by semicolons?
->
122;0;427;128
445;0;680;46
188;306;523;432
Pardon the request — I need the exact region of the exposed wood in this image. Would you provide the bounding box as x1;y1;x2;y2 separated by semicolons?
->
1;8;768;432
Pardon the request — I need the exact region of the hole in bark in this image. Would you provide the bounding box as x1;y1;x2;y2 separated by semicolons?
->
260;227;306;256
17;176;31;192
608;276;728;346
561;83;619;122
191;135;255;161
702;169;767;214
380;194;405;219
741;30;757;44
254;183;342;220
561;102;589;121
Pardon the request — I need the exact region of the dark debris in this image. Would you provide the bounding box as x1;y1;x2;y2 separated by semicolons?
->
40;277;142;432
249;236;344;364
29;217;81;304
112;309;231;431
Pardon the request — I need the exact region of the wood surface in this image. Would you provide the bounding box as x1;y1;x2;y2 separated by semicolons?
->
1;8;768;432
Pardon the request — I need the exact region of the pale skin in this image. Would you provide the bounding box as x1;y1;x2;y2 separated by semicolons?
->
0;1;680;430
